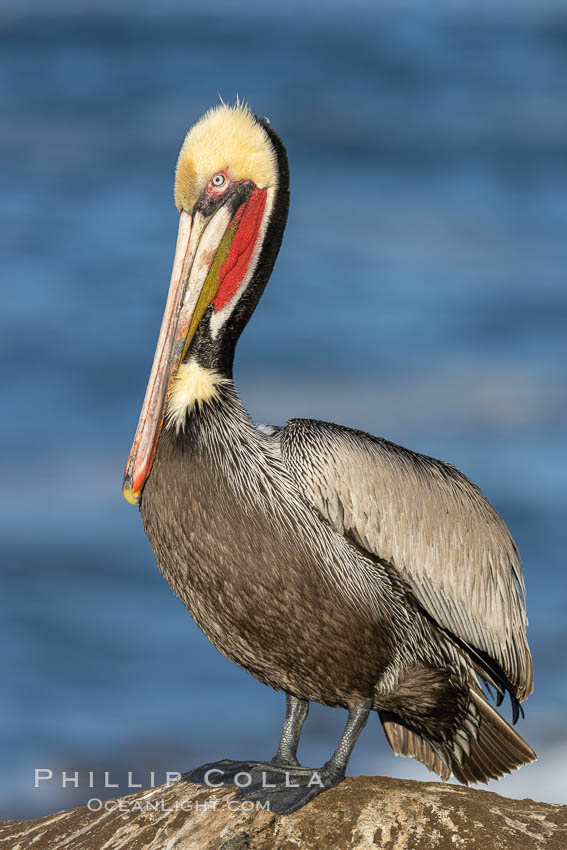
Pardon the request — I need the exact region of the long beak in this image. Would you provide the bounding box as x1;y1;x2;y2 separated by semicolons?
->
122;199;246;505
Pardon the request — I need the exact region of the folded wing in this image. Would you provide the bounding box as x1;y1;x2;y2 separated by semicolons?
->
279;419;533;703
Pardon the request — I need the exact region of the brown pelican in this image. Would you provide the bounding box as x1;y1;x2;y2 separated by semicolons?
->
123;102;535;814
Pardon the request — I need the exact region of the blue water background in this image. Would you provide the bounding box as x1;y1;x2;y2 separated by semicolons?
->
1;0;566;817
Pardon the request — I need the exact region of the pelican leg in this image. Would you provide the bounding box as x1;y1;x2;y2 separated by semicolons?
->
235;698;373;815
184;693;308;790
272;693;309;767
322;698;372;780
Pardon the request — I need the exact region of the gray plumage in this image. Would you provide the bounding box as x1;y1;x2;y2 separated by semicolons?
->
142;384;535;785
279;419;533;703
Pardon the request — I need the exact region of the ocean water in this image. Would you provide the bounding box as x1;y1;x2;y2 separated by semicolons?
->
1;0;566;818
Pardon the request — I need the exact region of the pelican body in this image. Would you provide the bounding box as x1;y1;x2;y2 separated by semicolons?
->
123;104;535;813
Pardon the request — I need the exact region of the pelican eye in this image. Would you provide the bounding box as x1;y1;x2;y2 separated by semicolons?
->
211;174;225;187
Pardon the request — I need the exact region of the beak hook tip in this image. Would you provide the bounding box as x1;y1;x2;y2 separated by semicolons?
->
122;479;141;505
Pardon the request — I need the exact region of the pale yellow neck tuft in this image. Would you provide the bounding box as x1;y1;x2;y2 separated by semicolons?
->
175;101;278;212
165;361;229;432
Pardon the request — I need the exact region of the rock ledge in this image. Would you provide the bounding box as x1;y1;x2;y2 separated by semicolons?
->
1;775;565;849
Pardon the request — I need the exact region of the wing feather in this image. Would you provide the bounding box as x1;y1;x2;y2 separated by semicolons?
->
279;419;533;701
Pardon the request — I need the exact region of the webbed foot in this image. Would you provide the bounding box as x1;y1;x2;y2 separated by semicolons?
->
234;762;344;815
183;758;265;787
184;759;343;815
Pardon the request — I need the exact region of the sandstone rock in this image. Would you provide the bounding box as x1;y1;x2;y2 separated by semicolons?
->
1;775;565;849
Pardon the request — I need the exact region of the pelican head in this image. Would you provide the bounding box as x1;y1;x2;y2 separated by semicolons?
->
123;103;289;505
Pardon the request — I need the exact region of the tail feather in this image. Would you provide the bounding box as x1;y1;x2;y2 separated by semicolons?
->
451;690;536;784
381;688;536;785
382;716;451;781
